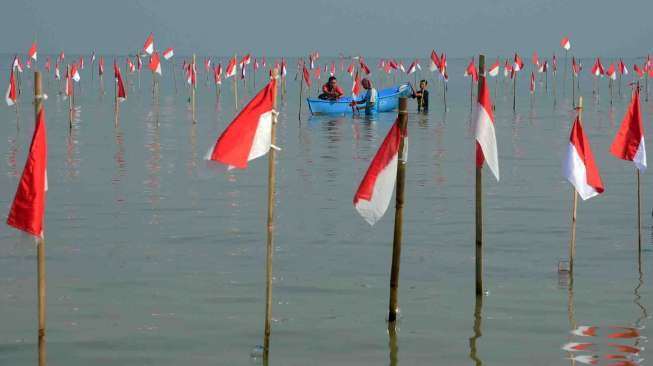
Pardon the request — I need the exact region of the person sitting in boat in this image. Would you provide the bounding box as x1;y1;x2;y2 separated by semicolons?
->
318;76;344;100
411;80;429;112
350;78;378;115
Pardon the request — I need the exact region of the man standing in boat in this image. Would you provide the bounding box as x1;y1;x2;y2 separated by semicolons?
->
318;76;345;100
411;80;429;112
350;78;378;115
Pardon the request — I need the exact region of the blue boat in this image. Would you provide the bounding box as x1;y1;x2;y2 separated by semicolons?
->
307;83;411;115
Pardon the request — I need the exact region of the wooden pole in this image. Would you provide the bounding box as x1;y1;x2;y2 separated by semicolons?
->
388;97;409;324
192;54;197;123
172;59;178;94
263;69;279;361
512;69;517;112
618;68;622;97
34;71;47;366
469;77;474;113
114;65;119;127
637;169;641;256
475;54;486;296
67;65;73;129
563;50;568;95
298;75;304;120
469;295;483;366
572;72;576;108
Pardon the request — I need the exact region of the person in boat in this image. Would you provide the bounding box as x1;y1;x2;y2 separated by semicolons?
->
411;80;429;112
350;78;378;115
318;76;344;100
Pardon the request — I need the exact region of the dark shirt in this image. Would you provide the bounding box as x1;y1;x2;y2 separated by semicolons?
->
411;89;429;111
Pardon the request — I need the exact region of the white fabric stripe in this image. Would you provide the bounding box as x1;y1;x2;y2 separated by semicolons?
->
247;111;273;162
474;103;500;181
563;143;599;200
355;153;398;226
634;136;647;172
6;83;14;106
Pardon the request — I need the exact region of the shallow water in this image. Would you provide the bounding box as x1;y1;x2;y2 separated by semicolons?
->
0;55;651;365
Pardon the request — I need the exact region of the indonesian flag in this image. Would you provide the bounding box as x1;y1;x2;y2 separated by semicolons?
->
504;59;512;78
308;54;314;69
352;69;360;97
5;69;17;106
353;119;404;225
633;64;644;78
347;62;355;77
205;77;277;169
610;88;646;171
389;59;398;70
91;51;96;63
204;58;211;74
241;53;251;65
429;50;441;72
136;54;142;71
330;62;336;77
314;66;320;80
65;67;72;97
572;57;580;76
254;58;260;73
488;59;500;77
281;58;287;77
314;50;320;60
464;58;478;82
28;41;37;61
149;52;162;75
474;77;499;181
606;64;616;80
619;59;628;75
538;60;547;73
262;57;266;68
143;34;154;55
532;51;539;66
561;343;594;352
225;57;237;78
79;56;84;70
45;57;51;73
99;57;104;76
13;55;23;73
552;54;558;74
513;53;524;72
26;58;32;70
163;47;174;60
439;53;447;76
529;71;535;93
71;64;80;82
214;64;222;85
561;36;571;51
114;61;127;102
55;63;60;80
406;60;417;75
58;51;65;62
384;62;392;74
360;60;371;75
127;58;135;73
302;64;311;87
240;59;246;80
563;112;604;200
591;58;604;76
7;107;47;238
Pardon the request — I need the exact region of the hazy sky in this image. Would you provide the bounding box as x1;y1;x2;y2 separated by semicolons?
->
2;0;652;58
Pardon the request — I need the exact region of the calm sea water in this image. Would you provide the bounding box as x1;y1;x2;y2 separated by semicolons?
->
0;55;651;365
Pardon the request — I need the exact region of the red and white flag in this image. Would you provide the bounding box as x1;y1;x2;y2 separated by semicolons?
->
71;64;80;82
633;64;644;78
79;56;85;70
114;61;127;102
7;107;47;238
136;54;142;71
360;60;371;75
488;59;500;77
45;57;51;73
5;69;17;106
54;63;60;80
610;88;646;171
429;50;441;72
314;66;320;80
241;53;251;66
618;59;628;75
330;62;336;77
127;57;135;73
13;55;23;73
532;51;539;66
99;57;104;76
163;47;174;60
406;60;418;75
58;51;65;62
28;41;37;61
561;36;571;51
591;58;604;76
464;58;478;82
281;58;287;77
302;64;311;87
347;62;355;77
213;64;222;85
353;120;405;225
529;71;535;93
352;69;360;97
606;64;616;80
149;52;162;75
474;77;499;181
143;34;154;55
65;67;72;96
513;53;524;72
563;111;604;200
225;57;237;78
205;78;277;169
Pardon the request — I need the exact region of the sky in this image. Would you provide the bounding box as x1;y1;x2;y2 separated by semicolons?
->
2;0;652;58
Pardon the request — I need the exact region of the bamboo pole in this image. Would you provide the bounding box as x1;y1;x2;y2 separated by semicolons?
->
298;72;304;120
67;65;73;129
512;69;517;112
114;66;119;127
475;55;485;296
637;169;641;256
563;50;568;95
263;69;279;361
469;295;483;366
388;326;398;366
172;59;178;94
192;54;196;123
388;97;408;324
34;71;47;366
572;72;576;108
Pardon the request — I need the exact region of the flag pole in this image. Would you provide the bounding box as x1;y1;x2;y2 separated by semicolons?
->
114;63;119;127
172;59;178;94
34;70;47;366
564;49;568;96
512;67;517;113
637;168;641;256
233;53;238;111
192;54;197;123
569;96;582;276
298;65;304;121
572;70;576;108
388;97;408;325
263;68;279;361
475;54;486;296
67;65;73;130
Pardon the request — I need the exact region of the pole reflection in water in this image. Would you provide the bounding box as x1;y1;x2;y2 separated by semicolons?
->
6;131;19;178
633;261;648;354
469;295;483;366
144;109;161;225
388;326;398;366
38;331;46;366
